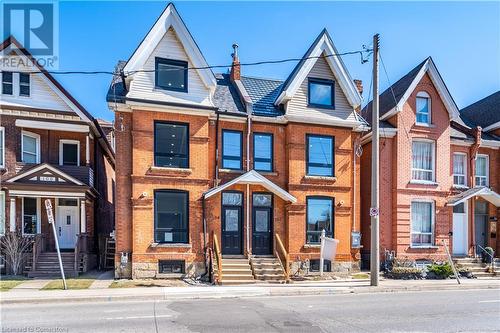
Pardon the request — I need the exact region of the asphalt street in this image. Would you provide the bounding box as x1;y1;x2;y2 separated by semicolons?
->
1;289;499;332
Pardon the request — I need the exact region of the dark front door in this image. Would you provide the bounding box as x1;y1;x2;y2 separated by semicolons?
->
474;201;488;255
221;192;243;255
252;193;273;255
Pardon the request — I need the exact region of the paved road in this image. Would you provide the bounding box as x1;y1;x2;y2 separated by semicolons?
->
1;289;499;332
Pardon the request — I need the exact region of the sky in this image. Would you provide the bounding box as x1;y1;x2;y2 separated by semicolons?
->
35;1;500;121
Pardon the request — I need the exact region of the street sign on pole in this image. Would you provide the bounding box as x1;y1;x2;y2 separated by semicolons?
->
45;199;67;290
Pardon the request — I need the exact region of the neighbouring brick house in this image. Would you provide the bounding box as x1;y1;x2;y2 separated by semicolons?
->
0;37;115;277
360;58;499;266
108;3;368;282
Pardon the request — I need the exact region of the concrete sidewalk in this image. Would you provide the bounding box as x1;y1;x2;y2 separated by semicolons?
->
1;278;498;305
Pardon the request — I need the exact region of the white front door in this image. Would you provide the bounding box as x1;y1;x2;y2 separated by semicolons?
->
56;199;79;249
452;203;468;256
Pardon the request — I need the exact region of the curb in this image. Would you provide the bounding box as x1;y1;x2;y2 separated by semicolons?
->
1;283;499;305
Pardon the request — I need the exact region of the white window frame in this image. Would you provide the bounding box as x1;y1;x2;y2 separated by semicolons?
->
59;139;80;166
410;199;435;248
475;154;489;187
0;191;5;235
415;91;431;126
411;139;436;183
21;130;40;164
0;126;5;168
452;152;467;187
22;197;41;235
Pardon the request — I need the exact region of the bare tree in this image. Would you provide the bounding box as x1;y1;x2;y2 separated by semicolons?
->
0;232;33;275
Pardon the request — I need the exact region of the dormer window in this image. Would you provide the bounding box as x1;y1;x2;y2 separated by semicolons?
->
416;91;431;125
155;58;188;92
308;78;334;108
19;73;30;97
2;72;13;95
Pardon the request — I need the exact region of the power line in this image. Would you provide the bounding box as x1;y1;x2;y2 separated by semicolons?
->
18;49;371;76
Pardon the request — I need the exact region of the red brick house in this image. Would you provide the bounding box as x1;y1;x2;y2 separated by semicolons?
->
0;37;115;277
109;4;367;283
360;58;499;266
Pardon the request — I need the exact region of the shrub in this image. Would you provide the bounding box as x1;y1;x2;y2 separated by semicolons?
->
482;247;494;263
427;262;454;279
385;266;424;280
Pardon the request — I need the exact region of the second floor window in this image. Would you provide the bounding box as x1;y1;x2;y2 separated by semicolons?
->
222;130;242;170
475;155;488;186
0;127;4;168
154;122;189;168
19;73;30;97
307;134;334;177
453;153;467;186
416;92;431;125
308;78;334;108
155;58;188;92
253;133;273;172
411;140;434;182
22;132;40;164
2;72;13;95
60;140;79;166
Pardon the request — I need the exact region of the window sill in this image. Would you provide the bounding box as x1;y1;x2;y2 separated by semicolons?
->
414;123;435;128
409;246;439;249
257;171;278;176
452;185;469;190
149;166;192;175
303;244;321;248
409;180;438;186
303;175;337;183
150;243;191;248
219;168;245;174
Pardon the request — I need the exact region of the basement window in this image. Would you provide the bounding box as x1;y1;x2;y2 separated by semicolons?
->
159;260;185;274
309;259;331;272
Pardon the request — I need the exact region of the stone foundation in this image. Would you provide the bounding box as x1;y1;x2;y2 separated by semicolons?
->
129;261;205;279
290;260;359;278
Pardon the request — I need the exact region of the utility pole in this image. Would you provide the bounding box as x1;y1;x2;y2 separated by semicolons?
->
370;33;380;287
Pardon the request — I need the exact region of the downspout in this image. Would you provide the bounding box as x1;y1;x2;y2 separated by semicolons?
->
470;126;482;256
246;111;252;256
214;112;220;187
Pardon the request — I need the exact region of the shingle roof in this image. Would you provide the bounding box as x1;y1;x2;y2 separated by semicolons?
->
106;60;127;103
459;91;500;130
362;58;429;126
213;74;245;114
240;76;284;117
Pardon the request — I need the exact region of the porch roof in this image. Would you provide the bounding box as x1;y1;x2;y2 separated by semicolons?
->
447;186;500;207
204;170;297;203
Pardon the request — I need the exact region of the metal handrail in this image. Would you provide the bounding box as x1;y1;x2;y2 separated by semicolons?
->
74;235;82;272
475;244;495;274
31;234;43;272
275;233;290;281
213;232;222;284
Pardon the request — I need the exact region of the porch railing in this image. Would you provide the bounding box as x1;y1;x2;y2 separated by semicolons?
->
74;234;88;273
275;233;290;282
213;232;222;284
31;234;44;272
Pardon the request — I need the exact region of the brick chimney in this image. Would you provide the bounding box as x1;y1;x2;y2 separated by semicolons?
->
353;79;363;95
230;43;240;81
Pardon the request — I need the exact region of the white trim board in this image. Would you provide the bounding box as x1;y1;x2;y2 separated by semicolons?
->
16;119;89;133
6;163;84;186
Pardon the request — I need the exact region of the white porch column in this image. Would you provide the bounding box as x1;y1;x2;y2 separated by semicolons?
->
80;199;86;233
85;135;90;166
9;198;16;232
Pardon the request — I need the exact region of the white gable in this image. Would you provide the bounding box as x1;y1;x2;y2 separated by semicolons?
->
126;28;213;106
275;31;362;109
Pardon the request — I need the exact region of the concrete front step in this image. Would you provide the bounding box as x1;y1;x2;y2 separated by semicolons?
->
254;274;285;281
221;280;256;285
222;273;254;281
219;258;255;285
223;269;254;275
28;270;78;278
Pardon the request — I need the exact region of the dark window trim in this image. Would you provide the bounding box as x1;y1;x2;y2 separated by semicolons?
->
222;129;243;170
155;57;188;93
221;190;244;207
221;190;244;252
154;189;189;244
306;196;335;244
2;71;13;95
309;259;332;272
308;78;335;109
19;73;30;97
154;120;190;168
158;260;185;274
306;134;335;177
253;132;273;172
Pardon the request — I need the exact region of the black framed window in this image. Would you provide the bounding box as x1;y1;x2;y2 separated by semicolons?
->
19;73;30;97
154;190;188;244
159;260;185;274
2;72;13;95
23;197;38;234
155;58;188;92
308;78;334;108
222;130;243;170
61;142;79;166
310;259;332;272
306;197;334;244
307;134;334;176
253;133;273;172
154;122;189;168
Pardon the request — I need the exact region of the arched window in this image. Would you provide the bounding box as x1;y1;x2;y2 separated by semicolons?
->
416;91;431;125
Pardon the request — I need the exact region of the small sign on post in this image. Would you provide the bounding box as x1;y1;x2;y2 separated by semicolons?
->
369;207;379;217
45;199;67;290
